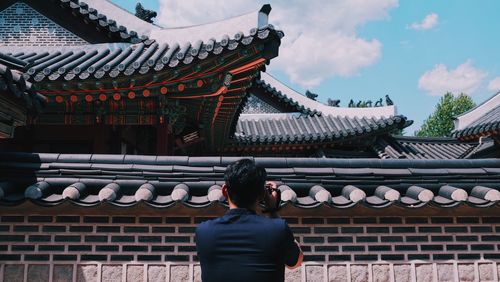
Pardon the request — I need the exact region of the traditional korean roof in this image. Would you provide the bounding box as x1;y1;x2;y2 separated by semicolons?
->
233;113;407;146
372;136;478;160
452;92;500;140
0;153;498;215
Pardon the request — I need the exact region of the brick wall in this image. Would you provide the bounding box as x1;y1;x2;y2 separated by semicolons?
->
0;2;87;46
0;214;499;281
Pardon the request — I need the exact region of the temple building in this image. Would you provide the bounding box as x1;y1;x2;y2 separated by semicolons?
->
0;1;499;281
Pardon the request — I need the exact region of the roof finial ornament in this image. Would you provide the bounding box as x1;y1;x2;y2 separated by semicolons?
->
375;98;383;107
348;99;355;107
135;3;157;23
305;90;318;101
385;94;394;106
327;99;340;107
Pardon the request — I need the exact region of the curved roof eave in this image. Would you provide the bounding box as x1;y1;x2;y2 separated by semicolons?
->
454;91;500;131
259;72;397;119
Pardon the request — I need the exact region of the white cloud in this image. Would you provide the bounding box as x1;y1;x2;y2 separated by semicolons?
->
418;60;487;96
409;13;438;30
157;0;398;88
487;77;500;92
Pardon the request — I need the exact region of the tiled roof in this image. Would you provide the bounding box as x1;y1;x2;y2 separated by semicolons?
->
372;136;477;159
1;153;498;212
453;92;500;139
1;25;280;83
234;113;407;145
0;53;46;113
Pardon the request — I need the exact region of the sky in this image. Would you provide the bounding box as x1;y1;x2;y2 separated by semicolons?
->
113;0;500;135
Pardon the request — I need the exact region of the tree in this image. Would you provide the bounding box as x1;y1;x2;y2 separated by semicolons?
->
415;92;475;137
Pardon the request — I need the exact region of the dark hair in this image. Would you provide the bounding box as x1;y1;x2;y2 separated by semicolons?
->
224;159;267;208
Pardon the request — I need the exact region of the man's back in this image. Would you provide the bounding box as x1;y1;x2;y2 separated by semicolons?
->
196;208;300;282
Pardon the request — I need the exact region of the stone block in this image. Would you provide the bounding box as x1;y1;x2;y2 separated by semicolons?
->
53;265;73;282
4;264;24;282
394;264;412;282
148;265;166;282
127;265;144;282
27;264;49;282
437;264;453;282
171;265;189;282
102;265;123;282
193;265;202;282
328;265;347;282
372;264;390;282
351;265;368;282
77;265;98;282
478;263;494;281
416;264;433;282
285;266;302;282
458;264;475;282
306;265;323;282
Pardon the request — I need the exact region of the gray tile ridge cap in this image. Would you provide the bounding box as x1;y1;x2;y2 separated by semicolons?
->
454;91;500;131
2;152;500;168
260;72;397;119
148;5;275;45
0;43;133;56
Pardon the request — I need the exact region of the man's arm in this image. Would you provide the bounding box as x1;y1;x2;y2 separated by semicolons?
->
286;240;303;269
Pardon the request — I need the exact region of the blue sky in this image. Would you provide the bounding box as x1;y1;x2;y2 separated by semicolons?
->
113;0;500;134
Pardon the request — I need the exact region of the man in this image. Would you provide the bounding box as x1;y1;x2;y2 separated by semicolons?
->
196;159;303;282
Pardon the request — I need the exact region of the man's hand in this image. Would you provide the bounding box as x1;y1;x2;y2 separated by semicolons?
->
263;181;281;217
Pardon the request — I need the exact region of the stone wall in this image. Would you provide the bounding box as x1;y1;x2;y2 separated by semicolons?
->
0;2;87;46
0;214;499;281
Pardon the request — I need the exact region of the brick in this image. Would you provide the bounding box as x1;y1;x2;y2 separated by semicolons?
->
431;235;453;242
165;217;190;223
69;226;93;232
302;217;324;224
148;265;166;282
152;226;175;233
470;244;495;250
405;217;428;224
283;217;299;224
303;255;325;261
0;235;25;241
478;263;495;281
42;225;66;232
291;227;311;234
446;244;468;251
356;236;378;243
27;216;52;222
381;236;403;242
416;264;432;282
111;255;134;261
456;235;478;242
470;226;492;232
123;245;148;252
77;265;98;282
381;254;404;261
55;235;81;242
418;226;441;233
85;235;108;242
430;216;453;223
81;254;107;261
124;226;149;233
353;217;376;224
303;236;324;243
0;245;6;251
29;235;51;242
12;245;35;251
328;265;347;282
354;254;377;261
102;265;122;282
68;245;92;251
56;216;80;223
83;216;108;223
326;217;350;224
395;245;417;251
165;255;189;261
27;264;49;282
367;226;390;233
456;217;479;224
4;265;24;282
433;254;454;260
126;265;144;282
481;235;500;241
444;226;467;233
458;264;475;281
342;245;365;252
483;253;500;259
97;226;120;233
1;215;24;222
13;225;38;232
458;253;480;260
25;254;50;261
482;217;500;223
392;227;415;233
152;246;175;252
305;265;323;281
171;265;189;282
314;227;338;233
139;217;162;223
39;245;64;251
112;236;135;242
165;236;190;243
112;216;135;223
420;244;443;251
406;236;428;242
0;254;21;260
329;255;351;261
328;236;353;243
408;254;429;260
96;245;119;252
315;246;339;252
178;245;197;252
369;245;391;251
436;264;454;282
178;227;196;233
139;235;162;243
53;254;78;261
379;217;402;224
394;264;412;282
53;265;73;282
341;227;363;233
0;225;10;231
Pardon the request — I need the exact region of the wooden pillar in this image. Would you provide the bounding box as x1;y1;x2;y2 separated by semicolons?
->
156;124;171;155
